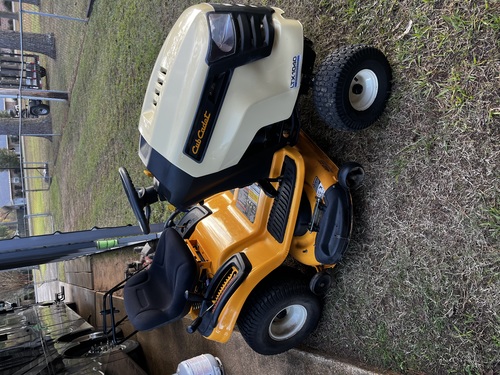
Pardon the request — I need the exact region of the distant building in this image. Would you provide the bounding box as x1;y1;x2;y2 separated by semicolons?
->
0;135;13;208
0;135;24;206
0;134;27;236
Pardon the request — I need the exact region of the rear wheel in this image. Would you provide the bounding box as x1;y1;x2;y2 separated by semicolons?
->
30;104;50;116
237;267;322;355
313;45;392;131
38;66;47;78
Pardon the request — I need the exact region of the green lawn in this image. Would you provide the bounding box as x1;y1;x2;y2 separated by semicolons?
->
23;137;53;235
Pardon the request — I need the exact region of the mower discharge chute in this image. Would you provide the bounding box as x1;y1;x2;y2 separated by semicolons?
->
119;3;391;355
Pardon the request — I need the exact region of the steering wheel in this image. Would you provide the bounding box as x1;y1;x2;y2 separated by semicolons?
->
119;167;151;234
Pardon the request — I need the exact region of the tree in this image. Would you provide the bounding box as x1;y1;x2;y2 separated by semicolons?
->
0;147;18;171
0;270;31;298
1;205;14;217
0;224;14;239
0;115;53;138
0;30;55;59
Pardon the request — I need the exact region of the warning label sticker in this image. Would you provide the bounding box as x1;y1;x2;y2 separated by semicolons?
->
236;184;261;223
313;177;325;198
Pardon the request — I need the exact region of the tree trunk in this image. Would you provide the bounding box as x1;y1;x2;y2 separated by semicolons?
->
0;115;53;136
0;30;55;59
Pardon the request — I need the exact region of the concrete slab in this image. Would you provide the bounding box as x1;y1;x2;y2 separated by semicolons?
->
65;271;93;289
65;256;92;273
95;293;394;375
136;315;394;375
64;256;94;289
33;253;393;375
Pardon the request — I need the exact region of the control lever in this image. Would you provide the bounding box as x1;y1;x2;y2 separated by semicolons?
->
186;301;214;334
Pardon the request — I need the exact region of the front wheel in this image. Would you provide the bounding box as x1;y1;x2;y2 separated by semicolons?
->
313;45;392;131
237;268;322;355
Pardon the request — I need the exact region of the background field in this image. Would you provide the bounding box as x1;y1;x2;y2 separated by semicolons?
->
29;0;499;373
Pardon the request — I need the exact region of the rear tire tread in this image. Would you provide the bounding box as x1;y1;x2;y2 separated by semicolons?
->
237;268;322;355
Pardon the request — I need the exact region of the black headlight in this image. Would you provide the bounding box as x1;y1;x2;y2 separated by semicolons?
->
208;13;236;57
205;5;275;68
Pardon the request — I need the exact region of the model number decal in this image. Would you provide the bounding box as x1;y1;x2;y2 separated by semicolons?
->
290;55;301;88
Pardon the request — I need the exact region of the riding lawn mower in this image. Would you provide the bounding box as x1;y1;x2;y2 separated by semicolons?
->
118;3;391;355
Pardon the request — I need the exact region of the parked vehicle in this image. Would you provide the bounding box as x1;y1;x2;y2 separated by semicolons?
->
28;99;50;116
0;52;46;89
119;3;391;355
9;99;50;118
0;300;13;313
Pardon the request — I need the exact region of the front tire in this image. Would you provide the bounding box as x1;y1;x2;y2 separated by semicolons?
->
237;268;322;355
313;45;392;131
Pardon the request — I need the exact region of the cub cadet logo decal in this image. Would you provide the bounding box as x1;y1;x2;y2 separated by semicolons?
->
290;55;301;88
185;108;215;162
191;111;211;156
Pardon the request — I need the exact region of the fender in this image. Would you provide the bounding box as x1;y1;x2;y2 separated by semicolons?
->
196;253;252;337
314;184;353;264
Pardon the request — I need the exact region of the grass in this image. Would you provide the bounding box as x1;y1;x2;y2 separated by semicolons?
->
482;206;500;239
23;0;499;373
39;0;182;230
22;137;54;235
10;2;52;236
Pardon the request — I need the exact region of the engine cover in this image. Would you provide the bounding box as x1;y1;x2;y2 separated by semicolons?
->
138;3;304;208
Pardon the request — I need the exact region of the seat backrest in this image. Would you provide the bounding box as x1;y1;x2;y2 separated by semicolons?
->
124;228;197;331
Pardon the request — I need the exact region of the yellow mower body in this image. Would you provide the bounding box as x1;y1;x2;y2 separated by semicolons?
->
182;132;343;343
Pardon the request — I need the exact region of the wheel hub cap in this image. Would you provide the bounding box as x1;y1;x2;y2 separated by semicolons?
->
349;69;378;111
268;304;307;341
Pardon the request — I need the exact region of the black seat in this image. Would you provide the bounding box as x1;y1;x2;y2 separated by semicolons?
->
124;228;197;331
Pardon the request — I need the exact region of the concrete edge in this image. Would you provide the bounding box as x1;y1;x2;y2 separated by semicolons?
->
97;294;392;375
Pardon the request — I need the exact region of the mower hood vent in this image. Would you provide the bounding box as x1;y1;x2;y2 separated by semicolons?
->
152;66;167;107
235;12;272;52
